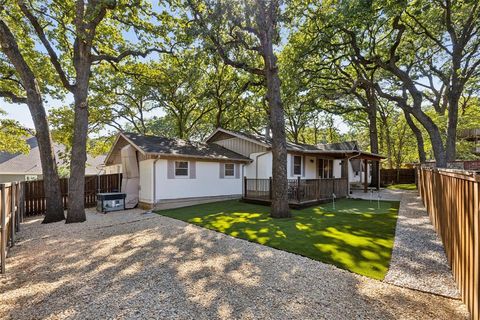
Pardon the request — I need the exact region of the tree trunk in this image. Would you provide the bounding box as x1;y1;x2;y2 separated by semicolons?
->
0;20;64;223
66;51;91;223
409;108;446;166
366;90;379;188
403;111;427;164
446;86;461;162
260;6;290;218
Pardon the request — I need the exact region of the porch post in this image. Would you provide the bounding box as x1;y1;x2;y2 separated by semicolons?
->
297;176;301;203
345;157;350;197
269;177;272;200
364;159;368;193
243;176;247;198
377;160;381;191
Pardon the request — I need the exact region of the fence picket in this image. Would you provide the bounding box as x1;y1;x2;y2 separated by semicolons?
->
418;167;480;319
23;174;122;217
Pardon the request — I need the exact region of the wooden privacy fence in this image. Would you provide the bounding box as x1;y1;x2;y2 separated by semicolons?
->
380;168;416;186
417;167;480;319
23;173;122;216
0;182;24;274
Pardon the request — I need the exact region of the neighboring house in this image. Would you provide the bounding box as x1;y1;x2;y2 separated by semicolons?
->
105;129;384;209
0;137;106;183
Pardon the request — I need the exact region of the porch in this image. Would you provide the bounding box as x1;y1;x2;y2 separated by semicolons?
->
242;177;348;208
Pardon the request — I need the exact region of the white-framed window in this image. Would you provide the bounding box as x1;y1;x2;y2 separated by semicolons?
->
224;163;235;177
25;175;38;181
293;155;302;175
175;161;189;177
318;158;334;178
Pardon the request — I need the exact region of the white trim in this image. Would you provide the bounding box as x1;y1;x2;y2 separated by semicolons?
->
204;128;270;148
224;163;235;178
174;160;189;178
146;152;251;163
292;155;302;176
104;132;147;166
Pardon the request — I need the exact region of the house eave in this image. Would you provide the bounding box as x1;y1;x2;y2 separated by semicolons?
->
145;152;252;163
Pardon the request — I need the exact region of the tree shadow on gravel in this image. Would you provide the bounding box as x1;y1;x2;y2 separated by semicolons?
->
0;211;469;320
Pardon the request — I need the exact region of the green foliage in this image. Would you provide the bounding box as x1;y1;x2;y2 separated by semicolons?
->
158;199;399;280
0;108;29;154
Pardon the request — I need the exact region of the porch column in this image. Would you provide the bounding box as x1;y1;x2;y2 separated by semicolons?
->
364;159;368;193
344;157;350;197
377;160;381;191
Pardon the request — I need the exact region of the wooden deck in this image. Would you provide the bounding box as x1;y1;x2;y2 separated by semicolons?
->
243;177;348;208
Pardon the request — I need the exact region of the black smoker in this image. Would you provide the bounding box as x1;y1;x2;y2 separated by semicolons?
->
96;192;126;213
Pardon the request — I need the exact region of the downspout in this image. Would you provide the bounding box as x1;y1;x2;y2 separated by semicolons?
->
152;157;160;209
255;151;270;179
345;151;362;197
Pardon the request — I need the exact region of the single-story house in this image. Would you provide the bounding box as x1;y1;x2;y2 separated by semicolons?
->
105;129;384;209
104;132;252;209
0;137;106;183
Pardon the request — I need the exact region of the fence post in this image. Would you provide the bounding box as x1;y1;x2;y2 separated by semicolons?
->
243;176;247;198
297;176;301;202
269;177;272;200
474;176;479;319
1;184;6;274
19;182;25;223
10;183;15;247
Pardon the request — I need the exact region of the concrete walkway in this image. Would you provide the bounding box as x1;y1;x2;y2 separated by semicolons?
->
0;206;468;319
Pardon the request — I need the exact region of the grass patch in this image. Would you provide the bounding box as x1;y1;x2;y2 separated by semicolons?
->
386;183;417;190
157;199;399;280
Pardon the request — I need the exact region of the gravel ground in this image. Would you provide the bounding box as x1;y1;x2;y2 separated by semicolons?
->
0;207;469;319
384;191;460;298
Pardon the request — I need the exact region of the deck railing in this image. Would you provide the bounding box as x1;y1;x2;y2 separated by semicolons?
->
243;177;348;204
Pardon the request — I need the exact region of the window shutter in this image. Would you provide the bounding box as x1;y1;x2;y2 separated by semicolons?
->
302;155;306;177
219;163;225;178
167;160;174;179
235;163;240;178
290;154;294;177
189;161;196;179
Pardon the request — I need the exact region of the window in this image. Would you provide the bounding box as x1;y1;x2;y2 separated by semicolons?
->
25;175;38;181
175;161;189;176
293;155;302;175
224;163;235;177
318;159;334;178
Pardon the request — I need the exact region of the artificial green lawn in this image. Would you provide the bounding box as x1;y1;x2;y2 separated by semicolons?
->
157;199;399;280
386;183;417;190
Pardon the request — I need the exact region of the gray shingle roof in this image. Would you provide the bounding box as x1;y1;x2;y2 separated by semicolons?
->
0;137;106;175
122;132;251;161
211;129;360;152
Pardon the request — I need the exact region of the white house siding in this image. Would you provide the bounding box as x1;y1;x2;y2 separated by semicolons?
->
155;159;242;201
139;159;154;204
305;156;317;179
348;161;371;184
246;152;272;179
333;160;342;178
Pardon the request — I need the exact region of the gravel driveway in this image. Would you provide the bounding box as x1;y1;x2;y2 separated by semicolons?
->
0;208;469;319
